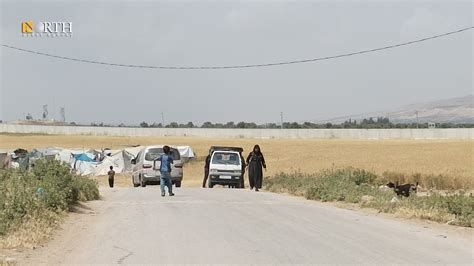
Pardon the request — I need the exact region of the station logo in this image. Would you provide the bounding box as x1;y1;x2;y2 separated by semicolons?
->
21;21;73;37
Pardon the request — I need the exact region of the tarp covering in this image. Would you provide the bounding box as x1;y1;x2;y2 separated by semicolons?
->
177;146;195;159
74;153;95;162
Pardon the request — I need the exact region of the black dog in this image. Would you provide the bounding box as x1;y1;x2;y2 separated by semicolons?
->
387;182;418;197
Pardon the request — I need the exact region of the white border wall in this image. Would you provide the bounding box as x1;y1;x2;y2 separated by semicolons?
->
0;124;472;139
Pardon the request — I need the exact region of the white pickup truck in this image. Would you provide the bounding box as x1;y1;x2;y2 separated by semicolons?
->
208;147;244;188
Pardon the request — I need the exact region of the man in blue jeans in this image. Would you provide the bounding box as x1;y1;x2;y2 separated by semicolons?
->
154;145;175;197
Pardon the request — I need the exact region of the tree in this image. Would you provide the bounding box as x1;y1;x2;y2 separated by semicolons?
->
166;122;179;128
224;121;235;128
140;121;149;128
201;121;214;128
236;121;246;128
150;122;162;128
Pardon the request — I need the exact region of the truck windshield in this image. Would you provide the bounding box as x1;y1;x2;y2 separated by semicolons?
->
212;152;240;165
145;148;180;161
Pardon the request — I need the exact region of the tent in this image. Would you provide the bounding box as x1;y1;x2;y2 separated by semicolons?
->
177;146;195;162
6;145;195;176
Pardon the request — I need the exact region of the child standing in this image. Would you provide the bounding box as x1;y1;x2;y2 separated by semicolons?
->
107;166;115;188
155;145;175;197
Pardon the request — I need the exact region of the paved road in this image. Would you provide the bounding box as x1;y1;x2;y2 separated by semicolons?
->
22;187;473;264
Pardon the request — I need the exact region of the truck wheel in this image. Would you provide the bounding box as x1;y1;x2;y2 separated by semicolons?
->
175;181;182;188
140;175;146;187
209;181;214;188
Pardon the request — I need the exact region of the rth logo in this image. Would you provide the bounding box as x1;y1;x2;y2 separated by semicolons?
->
21;21;73;37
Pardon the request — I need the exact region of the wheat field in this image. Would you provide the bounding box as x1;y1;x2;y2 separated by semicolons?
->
0;134;472;188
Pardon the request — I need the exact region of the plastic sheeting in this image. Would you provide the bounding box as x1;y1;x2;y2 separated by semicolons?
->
177;146;195;159
74;153;95;162
13;145;195;176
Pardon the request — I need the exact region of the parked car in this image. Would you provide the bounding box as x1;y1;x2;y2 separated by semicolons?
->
131;145;183;187
208;146;244;188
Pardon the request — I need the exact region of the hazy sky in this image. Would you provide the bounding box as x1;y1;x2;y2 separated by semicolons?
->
0;0;472;125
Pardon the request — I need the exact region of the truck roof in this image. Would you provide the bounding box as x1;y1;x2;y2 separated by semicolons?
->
210;146;243;153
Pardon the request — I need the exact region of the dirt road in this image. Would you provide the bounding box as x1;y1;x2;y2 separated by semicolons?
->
19;187;473;264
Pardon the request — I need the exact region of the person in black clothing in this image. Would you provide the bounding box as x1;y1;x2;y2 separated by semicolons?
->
202;149;212;188
246;145;266;191
239;151;246;189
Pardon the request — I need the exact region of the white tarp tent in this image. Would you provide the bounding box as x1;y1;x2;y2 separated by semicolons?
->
18;145;194;176
177;146;195;159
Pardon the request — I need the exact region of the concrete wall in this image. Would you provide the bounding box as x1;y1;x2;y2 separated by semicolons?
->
0;124;472;140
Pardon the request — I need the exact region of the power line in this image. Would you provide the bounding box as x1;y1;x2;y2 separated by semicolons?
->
1;26;472;70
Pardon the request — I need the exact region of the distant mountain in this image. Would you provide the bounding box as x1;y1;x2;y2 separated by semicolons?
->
321;95;473;124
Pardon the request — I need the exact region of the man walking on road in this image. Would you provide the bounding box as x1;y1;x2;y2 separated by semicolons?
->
155;145;175;197
107;166;115;188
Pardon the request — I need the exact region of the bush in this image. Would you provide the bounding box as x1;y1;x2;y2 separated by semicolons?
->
380;171;471;190
0;159;99;237
265;167;474;227
305;168;380;203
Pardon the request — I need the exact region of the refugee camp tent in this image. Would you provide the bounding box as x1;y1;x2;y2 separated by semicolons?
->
7;145;194;176
74;160;98;175
177;146;195;159
123;146;142;158
93;152;126;175
31;147;62;159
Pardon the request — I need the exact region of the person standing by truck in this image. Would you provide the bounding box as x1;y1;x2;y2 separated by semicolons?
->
202;149;212;188
246;145;266;191
239;150;246;189
155;145;175;197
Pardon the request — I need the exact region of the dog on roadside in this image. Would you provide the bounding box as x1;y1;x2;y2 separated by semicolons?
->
387;182;418;197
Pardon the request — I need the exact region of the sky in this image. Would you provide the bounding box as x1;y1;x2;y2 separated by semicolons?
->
0;0;472;125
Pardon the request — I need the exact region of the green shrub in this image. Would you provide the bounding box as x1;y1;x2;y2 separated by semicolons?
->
379;171;470;190
0;159;99;236
265;167;474;227
75;176;100;201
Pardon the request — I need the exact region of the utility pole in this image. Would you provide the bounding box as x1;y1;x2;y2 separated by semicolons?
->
415;111;419;129
42;105;48;120
60;107;66;122
161;112;165;126
280;112;284;129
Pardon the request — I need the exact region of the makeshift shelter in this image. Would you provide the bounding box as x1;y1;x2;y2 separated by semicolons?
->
175;146;196;163
6;145;195;176
177;146;195;159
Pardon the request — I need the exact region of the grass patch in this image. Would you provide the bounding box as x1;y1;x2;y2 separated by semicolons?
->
265;168;474;227
0;160;99;248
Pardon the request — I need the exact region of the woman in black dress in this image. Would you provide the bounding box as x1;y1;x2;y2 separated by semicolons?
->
246;145;266;191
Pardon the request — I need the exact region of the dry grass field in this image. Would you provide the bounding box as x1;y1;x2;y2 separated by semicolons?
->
0;133;472;188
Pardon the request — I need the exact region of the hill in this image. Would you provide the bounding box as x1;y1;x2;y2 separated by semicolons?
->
323;95;473;124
